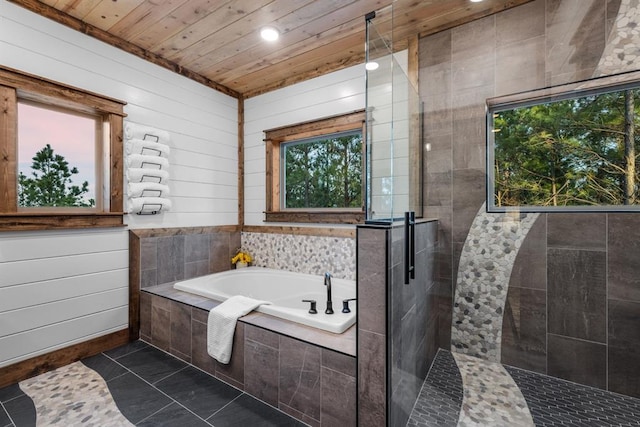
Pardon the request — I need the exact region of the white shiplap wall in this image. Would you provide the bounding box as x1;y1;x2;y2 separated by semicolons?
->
243;64;366;226
0;2;237;367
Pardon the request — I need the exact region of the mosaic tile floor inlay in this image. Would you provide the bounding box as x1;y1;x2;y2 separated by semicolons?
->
453;353;534;427
19;362;134;427
409;350;640;427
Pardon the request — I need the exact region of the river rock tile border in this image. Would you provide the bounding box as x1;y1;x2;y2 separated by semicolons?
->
594;0;640;77
451;203;539;362
241;232;356;281
453;352;534;427
19;362;134;427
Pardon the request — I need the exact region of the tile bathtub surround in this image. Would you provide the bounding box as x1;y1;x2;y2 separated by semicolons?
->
139;289;357;427
133;228;242;290
241;232;356;281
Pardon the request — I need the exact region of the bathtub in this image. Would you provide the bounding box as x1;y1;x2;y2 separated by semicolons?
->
173;267;356;334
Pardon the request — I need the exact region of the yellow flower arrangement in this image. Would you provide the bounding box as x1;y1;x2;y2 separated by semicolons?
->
231;249;252;265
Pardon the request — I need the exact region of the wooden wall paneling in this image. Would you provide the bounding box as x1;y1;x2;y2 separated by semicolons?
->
129;231;141;339
408;35;422;215
109;113;124;213
242;225;356;238
238;96;245;227
0;67;126;115
0;86;17;214
128;225;240;239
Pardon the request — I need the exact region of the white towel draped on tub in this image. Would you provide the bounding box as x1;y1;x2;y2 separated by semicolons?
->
207;296;270;364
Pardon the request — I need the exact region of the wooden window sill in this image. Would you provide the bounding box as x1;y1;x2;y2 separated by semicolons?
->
264;210;364;224
0;212;125;231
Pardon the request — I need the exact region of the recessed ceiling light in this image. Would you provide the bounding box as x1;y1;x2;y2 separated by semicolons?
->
260;27;279;41
365;61;379;71
470;0;484;2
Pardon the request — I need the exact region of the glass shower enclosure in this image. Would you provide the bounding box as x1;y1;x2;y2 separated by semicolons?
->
365;3;425;426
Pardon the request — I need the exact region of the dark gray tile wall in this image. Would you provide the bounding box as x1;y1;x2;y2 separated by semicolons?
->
547;248;606;343
139;230;241;289
547;334;607;389
357;221;438;427
420;0;640;399
140;294;356;427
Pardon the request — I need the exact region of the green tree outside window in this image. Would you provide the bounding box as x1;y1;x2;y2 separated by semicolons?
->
18;143;95;208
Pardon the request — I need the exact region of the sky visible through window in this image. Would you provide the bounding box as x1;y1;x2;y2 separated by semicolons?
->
18;102;96;203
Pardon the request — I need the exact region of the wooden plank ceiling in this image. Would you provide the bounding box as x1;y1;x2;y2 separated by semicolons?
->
10;0;531;98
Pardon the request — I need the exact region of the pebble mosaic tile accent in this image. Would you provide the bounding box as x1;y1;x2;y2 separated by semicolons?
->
19;362;134;427
594;0;640;77
451;203;539;362
241;232;356;280
506;364;640;427
407;350;463;426
453;352;534;427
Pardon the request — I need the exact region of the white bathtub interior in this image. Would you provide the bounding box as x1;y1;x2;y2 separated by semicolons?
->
174;267;356;333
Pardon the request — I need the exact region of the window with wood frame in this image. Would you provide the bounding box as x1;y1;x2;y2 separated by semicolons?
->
264;110;365;224
0;66;126;230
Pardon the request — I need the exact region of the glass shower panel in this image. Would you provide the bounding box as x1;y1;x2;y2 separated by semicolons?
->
366;11;395;221
365;8;422;222
366;3;425;426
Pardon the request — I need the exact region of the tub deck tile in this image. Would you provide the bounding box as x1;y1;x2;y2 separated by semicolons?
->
142;284;356;357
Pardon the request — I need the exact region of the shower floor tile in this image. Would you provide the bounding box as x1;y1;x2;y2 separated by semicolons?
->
409;350;640;427
0;341;305;427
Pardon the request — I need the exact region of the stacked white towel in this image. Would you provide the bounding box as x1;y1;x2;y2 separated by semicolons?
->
124;122;171;214
126;168;169;184
126;154;169;170
207;296;270;364
124;123;170;144
127;182;170;198
126;139;170;158
127;197;172;214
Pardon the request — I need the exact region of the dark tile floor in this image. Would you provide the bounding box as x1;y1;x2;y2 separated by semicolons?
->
409;350;640;427
0;341;305;427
